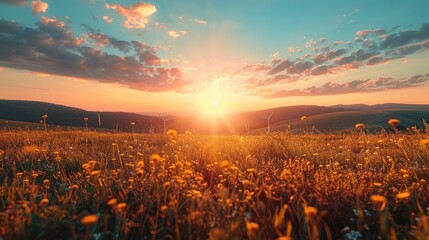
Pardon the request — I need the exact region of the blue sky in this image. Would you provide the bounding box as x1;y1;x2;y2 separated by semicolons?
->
0;0;429;113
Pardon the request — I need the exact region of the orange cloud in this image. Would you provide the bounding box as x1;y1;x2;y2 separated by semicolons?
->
31;0;48;15
105;2;156;29
102;16;113;24
31;71;51;77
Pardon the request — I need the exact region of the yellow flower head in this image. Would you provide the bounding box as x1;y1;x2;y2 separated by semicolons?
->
81;214;99;226
388;119;400;127
355;123;364;129
166;129;177;136
150;154;162;163
420;139;429;146
246;222;259;234
396;191;411;199
107;198;118;206
40;198;49;206
303;206;318;216
301;116;307;121
370;194;386;203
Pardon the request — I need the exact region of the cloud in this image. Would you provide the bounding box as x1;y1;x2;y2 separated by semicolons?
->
167;30;187;39
83;25;131;52
221;23;429;98
262;74;429;98
0;18;188;92
105;2;156;29
355;29;386;38
380;23;429;49
31;0;48;15
194;18;207;25
0;67;4;71
288;61;314;74
0;0;26;6
268;59;294;75
102;16;113;24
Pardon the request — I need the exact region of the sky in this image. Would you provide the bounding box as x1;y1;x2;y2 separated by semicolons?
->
0;0;428;114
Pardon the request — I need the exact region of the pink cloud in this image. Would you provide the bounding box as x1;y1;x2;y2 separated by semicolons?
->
102;16;113;24
355;29;386;38
0;67;4;71
31;0;48;15
105;2;156;29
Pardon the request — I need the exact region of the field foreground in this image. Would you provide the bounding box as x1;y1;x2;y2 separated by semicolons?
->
1;129;429;239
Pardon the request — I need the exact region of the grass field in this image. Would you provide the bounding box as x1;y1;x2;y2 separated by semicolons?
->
1;127;429;239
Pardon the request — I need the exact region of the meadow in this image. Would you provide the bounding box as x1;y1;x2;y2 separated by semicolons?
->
0;125;429;239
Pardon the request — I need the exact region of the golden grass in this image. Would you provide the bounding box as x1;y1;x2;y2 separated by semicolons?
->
0;128;428;239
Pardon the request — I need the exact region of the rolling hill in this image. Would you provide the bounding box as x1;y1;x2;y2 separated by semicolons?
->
1;99;428;134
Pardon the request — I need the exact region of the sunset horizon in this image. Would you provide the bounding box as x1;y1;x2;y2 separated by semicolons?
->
1;0;429;114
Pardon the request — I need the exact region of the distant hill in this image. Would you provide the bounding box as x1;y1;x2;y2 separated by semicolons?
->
0;100;163;132
331;103;429;111
267;109;429;133
1;99;428;134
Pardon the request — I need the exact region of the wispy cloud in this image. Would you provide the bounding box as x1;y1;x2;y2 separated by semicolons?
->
0;18;189;92
194;18;207;25
167;30;187;39
105;2;156;29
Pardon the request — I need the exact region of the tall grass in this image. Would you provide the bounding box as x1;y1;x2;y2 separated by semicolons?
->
0;128;428;239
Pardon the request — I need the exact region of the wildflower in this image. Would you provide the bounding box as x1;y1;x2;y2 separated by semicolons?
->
160;205;168;213
71;184;79;191
301;116;307;121
396;191;411;199
90;170;101;177
137;169;145;177
166;129;177;136
220;160;230;168
420;139;429;146
185;130;192;135
16;172;24;178
130;122;135;126
117;202;127;210
137;160;144;167
303;206;318;216
355;123;364;129
246;222;259;234
150;154;162;164
242;180;251;185
107;198;117;206
81;214;99;226
370;195;386;203
191;190;203;198
40;198;49;206
388;119;400;128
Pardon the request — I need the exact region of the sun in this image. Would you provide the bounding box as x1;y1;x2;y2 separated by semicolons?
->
212;99;219;108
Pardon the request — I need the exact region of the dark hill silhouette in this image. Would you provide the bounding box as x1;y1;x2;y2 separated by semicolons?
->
1;99;428;134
